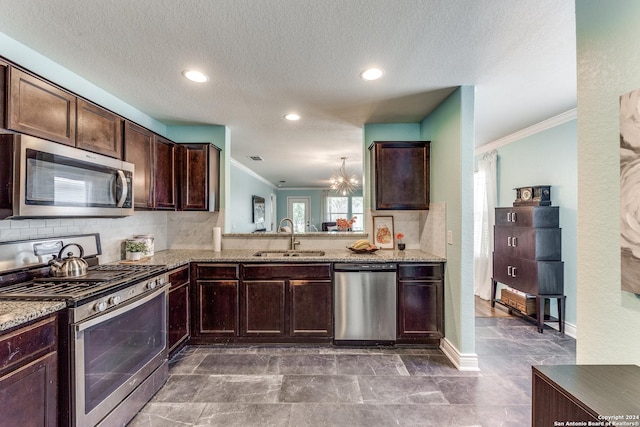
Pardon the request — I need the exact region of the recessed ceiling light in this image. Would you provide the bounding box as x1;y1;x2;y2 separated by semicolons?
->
182;70;209;83
284;113;300;121
360;67;384;81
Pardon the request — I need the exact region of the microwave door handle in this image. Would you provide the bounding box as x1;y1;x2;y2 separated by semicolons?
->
115;170;128;208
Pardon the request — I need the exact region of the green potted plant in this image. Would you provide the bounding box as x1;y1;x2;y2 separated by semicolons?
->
125;240;148;261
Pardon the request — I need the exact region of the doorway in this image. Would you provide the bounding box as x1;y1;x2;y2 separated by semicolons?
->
287;197;310;233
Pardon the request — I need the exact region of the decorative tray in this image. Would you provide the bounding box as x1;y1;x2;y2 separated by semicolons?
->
347;246;379;254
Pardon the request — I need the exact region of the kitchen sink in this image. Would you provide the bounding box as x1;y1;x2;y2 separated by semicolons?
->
253;250;326;258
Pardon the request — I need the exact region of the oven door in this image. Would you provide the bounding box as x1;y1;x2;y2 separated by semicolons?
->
72;286;167;427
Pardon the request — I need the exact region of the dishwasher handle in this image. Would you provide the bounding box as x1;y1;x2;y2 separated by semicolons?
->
333;263;397;272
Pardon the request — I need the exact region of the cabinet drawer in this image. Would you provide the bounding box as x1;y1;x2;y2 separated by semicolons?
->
242;264;331;280
168;265;190;287
493;254;564;295
194;263;239;279
495;206;559;228
398;263;443;279
0;316;57;375
494;226;561;261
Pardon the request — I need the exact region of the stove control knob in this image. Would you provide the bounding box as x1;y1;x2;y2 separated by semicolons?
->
158;277;165;286
147;280;157;290
109;296;122;306
94;301;107;313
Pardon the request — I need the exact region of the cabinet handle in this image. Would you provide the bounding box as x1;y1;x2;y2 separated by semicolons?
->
507;265;512;276
512;267;517;277
507;212;512;222
512;237;517;247
507;236;512;247
512;212;517;222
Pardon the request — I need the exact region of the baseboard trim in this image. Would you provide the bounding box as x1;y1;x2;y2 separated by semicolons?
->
546;320;577;339
440;338;480;371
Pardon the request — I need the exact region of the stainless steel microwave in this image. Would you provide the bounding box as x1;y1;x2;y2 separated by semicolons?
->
7;134;134;218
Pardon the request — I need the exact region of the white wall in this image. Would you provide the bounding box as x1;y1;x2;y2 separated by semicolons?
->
576;1;640;364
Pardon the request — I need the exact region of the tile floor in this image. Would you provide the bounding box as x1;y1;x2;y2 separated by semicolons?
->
129;316;575;426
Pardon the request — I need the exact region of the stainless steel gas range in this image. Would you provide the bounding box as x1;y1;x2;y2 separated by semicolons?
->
0;234;169;426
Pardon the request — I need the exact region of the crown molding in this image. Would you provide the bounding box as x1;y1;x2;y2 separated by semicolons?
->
475;108;577;156
230;158;276;188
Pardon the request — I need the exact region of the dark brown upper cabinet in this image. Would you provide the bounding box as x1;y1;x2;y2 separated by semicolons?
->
177;143;221;211
76;98;123;158
369;141;430;210
154;135;178;210
124;121;178;210
6;66;76;146
124;121;154;209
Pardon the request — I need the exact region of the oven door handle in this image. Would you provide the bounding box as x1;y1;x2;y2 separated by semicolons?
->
75;285;167;333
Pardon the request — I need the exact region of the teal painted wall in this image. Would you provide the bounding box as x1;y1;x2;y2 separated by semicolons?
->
576;0;640;364
421;86;476;356
230;163;275;233
491;119;577;327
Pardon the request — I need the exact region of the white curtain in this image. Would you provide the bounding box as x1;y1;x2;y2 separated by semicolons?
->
474;150;498;300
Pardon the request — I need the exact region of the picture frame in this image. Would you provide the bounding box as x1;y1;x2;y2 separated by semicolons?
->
252;195;265;224
372;215;394;249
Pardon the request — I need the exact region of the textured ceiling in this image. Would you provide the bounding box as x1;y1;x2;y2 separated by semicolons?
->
0;0;576;188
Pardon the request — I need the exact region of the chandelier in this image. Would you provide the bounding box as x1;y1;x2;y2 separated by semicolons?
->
330;157;359;195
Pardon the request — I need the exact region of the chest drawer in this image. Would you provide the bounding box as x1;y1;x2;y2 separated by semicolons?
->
494;226;561;260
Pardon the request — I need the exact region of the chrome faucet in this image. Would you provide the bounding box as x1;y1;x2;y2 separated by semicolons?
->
278;217;300;250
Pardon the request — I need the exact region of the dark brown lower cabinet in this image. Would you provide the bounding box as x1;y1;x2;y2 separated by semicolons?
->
532;365;640;427
168;265;190;356
191;262;332;343
0;315;58;427
191;263;240;343
289;279;332;337
397;263;444;344
242;280;286;336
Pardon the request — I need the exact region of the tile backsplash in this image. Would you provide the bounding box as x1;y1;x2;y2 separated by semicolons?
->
0;212;169;264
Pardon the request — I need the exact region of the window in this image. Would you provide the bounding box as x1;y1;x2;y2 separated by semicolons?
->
326;196;364;231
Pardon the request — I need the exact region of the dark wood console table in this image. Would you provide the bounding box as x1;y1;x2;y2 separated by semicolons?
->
532;365;640;427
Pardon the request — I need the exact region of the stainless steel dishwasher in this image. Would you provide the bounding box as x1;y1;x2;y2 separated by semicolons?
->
333;263;397;345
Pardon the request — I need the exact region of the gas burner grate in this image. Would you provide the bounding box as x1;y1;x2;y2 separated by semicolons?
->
0;264;167;301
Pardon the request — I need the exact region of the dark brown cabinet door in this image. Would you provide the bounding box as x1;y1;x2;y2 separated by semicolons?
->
0;315;58;427
7;66;76;146
242;280;286;337
76;98;123;158
178;143;221;211
197;280;239;336
397;263;444;343
370;141;430;210
124;121;154;209
168;265;190;356
397;280;443;339
153;135;177;210
0;351;57;427
289;280;332;337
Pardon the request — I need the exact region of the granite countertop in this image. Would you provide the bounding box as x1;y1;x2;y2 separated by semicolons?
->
0;300;66;332
118;248;446;270
1;248;444;332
